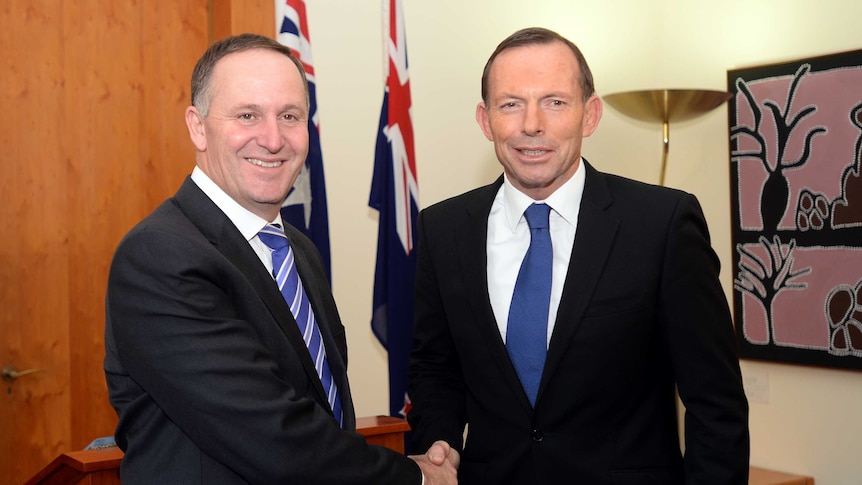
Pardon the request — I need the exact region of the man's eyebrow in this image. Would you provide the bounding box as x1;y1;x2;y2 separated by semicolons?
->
231;103;262;112
229;103;307;113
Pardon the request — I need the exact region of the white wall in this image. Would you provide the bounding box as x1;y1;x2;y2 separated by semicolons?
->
303;1;862;483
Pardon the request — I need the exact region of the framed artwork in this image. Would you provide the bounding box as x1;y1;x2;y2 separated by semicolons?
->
728;49;862;370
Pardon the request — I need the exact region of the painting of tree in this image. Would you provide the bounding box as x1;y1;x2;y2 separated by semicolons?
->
729;49;862;370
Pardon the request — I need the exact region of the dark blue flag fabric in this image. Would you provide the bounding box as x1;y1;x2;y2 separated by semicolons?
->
370;0;420;422
277;0;332;281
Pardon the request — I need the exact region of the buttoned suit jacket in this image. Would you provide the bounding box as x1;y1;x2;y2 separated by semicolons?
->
105;177;420;484
408;161;749;484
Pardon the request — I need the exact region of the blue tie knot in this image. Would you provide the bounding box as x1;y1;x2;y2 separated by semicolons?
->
525;203;551;230
258;224;289;251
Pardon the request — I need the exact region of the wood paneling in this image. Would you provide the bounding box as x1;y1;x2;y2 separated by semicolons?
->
1;1;74;480
63;0;210;451
212;0;275;41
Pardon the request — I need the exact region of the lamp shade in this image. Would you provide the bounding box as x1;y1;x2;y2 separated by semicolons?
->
603;89;733;124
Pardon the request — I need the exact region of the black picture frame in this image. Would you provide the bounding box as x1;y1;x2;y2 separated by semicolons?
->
728;49;862;370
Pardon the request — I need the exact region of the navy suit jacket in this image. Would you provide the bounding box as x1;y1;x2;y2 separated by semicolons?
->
105;178;420;484
408;162;749;484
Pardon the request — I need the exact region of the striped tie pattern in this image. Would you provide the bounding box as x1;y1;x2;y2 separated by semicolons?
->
258;224;342;426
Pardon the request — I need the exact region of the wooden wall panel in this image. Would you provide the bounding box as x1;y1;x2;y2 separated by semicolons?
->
61;0;210;451
213;0;276;41
61;0;136;452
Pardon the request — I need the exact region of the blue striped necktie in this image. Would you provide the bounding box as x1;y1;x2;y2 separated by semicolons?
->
258;224;342;426
506;203;553;407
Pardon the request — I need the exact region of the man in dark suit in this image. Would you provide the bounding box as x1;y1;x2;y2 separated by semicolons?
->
408;27;750;484
104;33;456;484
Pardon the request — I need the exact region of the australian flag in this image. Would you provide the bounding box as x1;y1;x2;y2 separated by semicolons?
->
276;0;332;281
370;0;420;423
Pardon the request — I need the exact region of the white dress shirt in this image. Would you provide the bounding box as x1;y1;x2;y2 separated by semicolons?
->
487;160;585;346
190;166;280;274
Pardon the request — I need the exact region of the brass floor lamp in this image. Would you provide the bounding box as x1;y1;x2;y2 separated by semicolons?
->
603;89;733;186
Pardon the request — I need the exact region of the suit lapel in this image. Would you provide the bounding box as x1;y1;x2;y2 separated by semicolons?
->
540;163;619;397
459;178;536;409
173;179;333;409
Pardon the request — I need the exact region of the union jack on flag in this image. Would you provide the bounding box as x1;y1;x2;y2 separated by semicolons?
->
276;0;332;280
370;0;420;425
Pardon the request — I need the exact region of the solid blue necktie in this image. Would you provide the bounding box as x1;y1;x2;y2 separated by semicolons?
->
258;224;343;426
506;203;553;407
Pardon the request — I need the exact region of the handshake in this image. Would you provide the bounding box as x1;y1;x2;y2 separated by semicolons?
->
409;440;460;484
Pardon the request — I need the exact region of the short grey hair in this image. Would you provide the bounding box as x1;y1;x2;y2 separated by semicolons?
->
190;33;309;117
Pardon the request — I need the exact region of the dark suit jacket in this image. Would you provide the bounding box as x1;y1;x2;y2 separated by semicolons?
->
104;178;420;484
408;162;749;484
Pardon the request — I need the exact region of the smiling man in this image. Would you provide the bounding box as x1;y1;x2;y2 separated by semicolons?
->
104;33;456;485
408;27;750;484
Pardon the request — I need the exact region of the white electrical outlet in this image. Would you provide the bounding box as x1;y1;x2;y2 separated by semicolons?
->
742;368;769;404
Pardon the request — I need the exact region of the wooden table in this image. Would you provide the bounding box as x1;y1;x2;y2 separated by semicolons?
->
356;415;411;453
750;466;815;485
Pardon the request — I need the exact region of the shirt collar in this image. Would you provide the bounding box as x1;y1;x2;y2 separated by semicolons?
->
190;166;282;240
502;158;586;232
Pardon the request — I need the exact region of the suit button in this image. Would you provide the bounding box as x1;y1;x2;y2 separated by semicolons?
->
531;429;544;442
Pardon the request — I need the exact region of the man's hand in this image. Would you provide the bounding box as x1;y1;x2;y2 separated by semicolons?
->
408;440;459;484
423;440;460;468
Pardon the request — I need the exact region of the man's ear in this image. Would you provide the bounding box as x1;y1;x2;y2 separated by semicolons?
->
476;102;494;141
582;95;603;138
185;106;207;152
